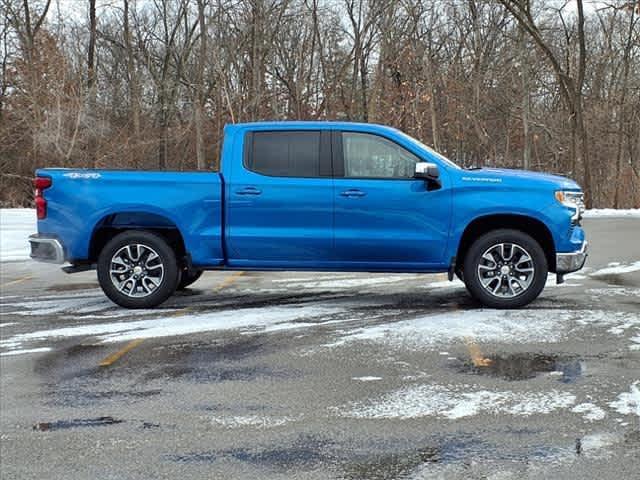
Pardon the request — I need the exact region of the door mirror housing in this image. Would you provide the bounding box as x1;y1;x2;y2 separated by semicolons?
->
414;162;441;189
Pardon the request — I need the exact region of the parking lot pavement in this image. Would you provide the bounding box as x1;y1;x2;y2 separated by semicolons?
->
1;218;639;479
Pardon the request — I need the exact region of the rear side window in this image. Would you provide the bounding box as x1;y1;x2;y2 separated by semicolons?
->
247;131;321;177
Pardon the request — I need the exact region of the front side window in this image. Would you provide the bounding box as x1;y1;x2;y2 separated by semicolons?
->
248;131;320;177
342;132;420;179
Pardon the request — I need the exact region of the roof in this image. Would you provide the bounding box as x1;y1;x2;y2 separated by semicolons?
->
229;120;397;132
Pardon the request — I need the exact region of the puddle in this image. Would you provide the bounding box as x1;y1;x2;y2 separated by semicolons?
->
593;274;635;287
64;344;106;357
342;446;441;480
166;452;218;463
33;416;124;431
167;435;332;469
226;445;327;468
460;353;583;383
144;365;281;383
49;389;162;407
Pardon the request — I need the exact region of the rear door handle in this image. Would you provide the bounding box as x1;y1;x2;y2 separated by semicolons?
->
235;186;262;196
340;189;366;198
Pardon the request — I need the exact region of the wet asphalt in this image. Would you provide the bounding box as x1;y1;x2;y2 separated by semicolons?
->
1;218;639;479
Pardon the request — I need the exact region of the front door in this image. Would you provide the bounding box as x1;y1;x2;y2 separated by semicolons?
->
333;131;451;268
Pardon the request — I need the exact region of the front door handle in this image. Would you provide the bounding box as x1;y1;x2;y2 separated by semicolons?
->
235;186;262;196
340;189;366;198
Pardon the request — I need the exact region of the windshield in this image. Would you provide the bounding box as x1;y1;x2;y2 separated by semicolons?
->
396;130;461;170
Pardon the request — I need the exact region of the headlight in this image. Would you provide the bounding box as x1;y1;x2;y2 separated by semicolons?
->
555;190;585;222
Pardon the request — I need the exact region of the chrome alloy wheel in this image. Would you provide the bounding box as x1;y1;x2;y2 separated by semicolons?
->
109;244;164;298
476;243;535;299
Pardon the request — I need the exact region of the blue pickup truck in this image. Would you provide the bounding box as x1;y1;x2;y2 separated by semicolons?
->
29;121;587;309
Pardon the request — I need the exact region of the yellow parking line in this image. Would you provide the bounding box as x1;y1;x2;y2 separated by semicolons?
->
1;275;34;288
464;337;493;367
98;272;246;366
213;271;245;292
99;339;144;367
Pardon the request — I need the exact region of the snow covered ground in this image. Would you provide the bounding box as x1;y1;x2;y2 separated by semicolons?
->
590;261;640;277
336;383;577;420
0;209;36;262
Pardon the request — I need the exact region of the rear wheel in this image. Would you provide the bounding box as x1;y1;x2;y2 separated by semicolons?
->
97;230;179;308
177;269;203;290
462;229;547;309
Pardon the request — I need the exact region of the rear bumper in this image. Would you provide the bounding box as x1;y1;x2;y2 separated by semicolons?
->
29;235;65;264
556;241;588;274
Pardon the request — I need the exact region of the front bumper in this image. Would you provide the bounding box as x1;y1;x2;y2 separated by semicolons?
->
556;241;588;274
29;235;65;264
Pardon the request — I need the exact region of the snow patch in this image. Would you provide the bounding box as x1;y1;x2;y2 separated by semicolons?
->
209;415;294;429
327;309;575;349
571;402;606;421
352;376;382;382
586;287;640;298
1;295;172;317
590;261;640;277
0;208;36;262
426;279;465;289
0;304;343;349
0;347;51;357
337;383;576;420
327;309;640;352
579;432;620;454
583;209;640;218
609;382;640;417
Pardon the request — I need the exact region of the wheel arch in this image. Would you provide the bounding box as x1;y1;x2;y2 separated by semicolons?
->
456;214;556;273
89;211;187;264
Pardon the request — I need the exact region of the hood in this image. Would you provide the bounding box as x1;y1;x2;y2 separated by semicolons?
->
459;167;581;190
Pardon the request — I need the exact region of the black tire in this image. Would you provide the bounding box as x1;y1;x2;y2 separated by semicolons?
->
97;230;180;308
177;269;203;290
462;229;548;309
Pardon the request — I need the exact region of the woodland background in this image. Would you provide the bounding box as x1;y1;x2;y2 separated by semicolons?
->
1;0;639;207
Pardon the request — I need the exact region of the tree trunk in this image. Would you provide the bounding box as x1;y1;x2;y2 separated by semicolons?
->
123;0;140;143
519;27;531;170
195;0;207;169
614;8;636;208
87;0;97;166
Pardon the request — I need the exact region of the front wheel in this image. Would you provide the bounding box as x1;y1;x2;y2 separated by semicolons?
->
97;230;179;308
463;229;548;309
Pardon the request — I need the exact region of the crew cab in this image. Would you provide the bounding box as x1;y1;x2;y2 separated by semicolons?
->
29;121;587;309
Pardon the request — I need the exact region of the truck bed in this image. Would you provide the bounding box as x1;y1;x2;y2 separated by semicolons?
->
35;169;224;266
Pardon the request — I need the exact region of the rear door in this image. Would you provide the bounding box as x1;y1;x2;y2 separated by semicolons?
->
332;130;451;267
226;129;334;266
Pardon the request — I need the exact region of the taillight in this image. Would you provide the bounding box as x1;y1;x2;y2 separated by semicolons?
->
33;176;52;219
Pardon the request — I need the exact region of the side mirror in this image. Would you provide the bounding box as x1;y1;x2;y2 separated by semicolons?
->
414;162;441;189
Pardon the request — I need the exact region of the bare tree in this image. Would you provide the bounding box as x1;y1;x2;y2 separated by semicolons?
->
1;0;639;207
498;0;592;205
